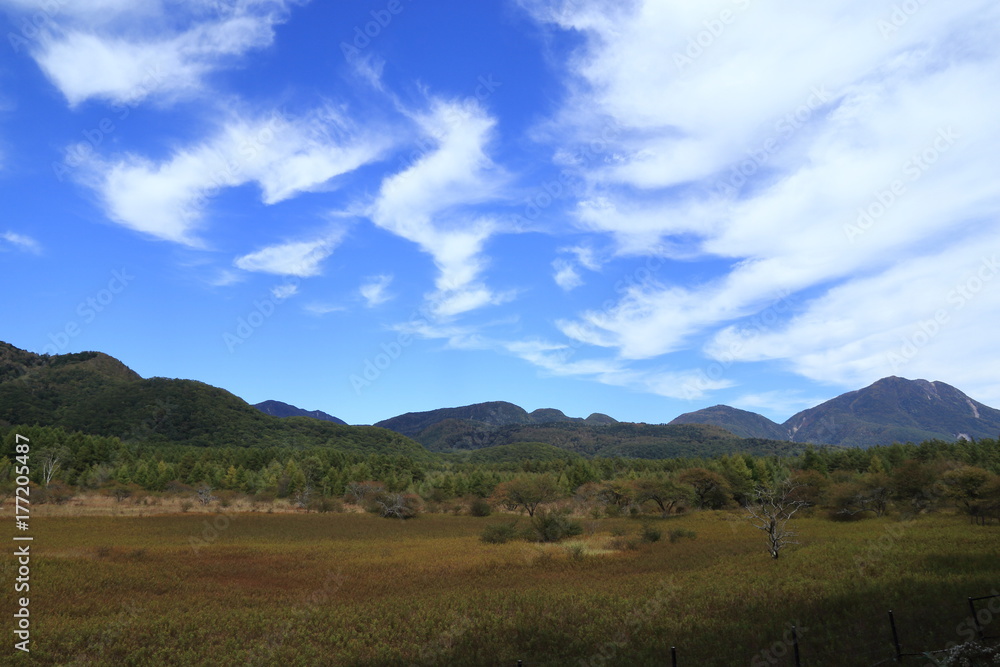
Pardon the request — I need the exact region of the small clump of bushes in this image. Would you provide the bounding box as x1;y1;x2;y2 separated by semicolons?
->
668;528;697;543
480;510;583;544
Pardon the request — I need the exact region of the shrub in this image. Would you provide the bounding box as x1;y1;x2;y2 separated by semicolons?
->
564;542;587;560
253;490;277;505
309;497;343;513
344;481;385;506
38;482;75;505
936;641;1000;666
610;535;642;551
179;500;194;513
375;493;422;519
165;481;194;495
481;521;522;544
470;497;492;517
216;490;237;509
641;524;661;543
668;528;697;543
531;511;583;543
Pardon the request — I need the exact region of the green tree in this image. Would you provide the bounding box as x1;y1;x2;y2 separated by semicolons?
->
631;476;694;516
938;466;999;524
677;468;732;509
492;474;562;517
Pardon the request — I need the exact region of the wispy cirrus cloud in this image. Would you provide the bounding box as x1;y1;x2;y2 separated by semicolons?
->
360;274;393;307
3;0;301;106
525;0;1000;405
234;230;346;278
367;96;513;318
78;105;391;246
502;337;734;400
0;231;41;254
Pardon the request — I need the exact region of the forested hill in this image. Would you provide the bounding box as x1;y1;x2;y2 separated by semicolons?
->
374;401;618;438
0;342;427;459
412;418;806;460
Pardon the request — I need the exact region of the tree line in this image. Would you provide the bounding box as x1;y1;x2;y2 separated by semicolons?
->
1;425;998;523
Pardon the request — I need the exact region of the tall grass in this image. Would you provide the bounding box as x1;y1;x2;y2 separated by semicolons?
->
15;511;1000;665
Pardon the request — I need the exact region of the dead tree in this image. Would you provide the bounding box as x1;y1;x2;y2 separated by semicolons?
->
745;483;807;559
196;485;216;506
38;447;69;487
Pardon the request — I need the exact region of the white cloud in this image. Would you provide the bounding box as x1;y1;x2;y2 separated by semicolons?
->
270;282;299;299
552;244;602;290
703;231;1000;403
234;231;344;277
730;391;826;421
552;258;582;290
80;106;391;246
526;0;1000;402
360;274;393;307
5;0;298;106
0;231;41;253
503;337;733;400
368;97;512;318
304;302;346;316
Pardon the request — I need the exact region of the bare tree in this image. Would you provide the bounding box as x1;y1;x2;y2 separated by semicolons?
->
292;485;312;510
196;485;216;506
38;447;69;487
375;493;421;520
745;483;807;559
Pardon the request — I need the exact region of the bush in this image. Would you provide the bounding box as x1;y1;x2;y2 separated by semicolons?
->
481;521;522;544
531;511;583;543
936;641;1000;666
564;541;587;560
668;528;697;543
309;497;343;513
610;535;642;551
374;493;422;519
470;497;492;517
38;482;75;505
253;490;277;505
179;500;194;513
641;524;661;543
344;481;385;506
216;490;236;508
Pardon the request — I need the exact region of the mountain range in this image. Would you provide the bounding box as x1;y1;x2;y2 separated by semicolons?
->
2;340;997;459
668;377;1000;447
374;401;616;438
0;342;426;459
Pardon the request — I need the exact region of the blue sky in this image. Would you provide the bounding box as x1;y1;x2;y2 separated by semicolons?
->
1;0;999;426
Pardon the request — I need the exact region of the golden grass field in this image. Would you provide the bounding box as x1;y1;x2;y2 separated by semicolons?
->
6;505;1000;666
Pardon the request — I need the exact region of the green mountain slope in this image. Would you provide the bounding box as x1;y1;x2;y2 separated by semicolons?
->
374;401;535;437
668;405;788;440
414;419;804;460
0;343;428;459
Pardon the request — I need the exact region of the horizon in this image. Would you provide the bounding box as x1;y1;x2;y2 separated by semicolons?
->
2;1;999;426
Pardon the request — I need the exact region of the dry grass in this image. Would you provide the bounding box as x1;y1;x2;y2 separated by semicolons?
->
26;493;308;517
12;510;1000;665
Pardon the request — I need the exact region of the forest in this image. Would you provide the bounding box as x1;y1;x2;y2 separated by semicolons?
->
3;424;998;523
